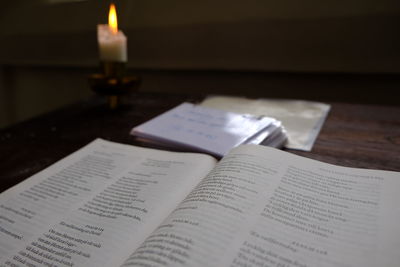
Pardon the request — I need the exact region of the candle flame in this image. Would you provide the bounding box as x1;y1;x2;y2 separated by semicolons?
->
108;3;118;34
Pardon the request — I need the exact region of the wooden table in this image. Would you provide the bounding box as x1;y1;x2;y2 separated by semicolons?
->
1;92;399;193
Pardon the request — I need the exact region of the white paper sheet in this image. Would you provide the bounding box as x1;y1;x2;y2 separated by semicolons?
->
200;96;331;151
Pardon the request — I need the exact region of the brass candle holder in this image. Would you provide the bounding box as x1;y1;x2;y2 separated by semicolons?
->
89;62;140;109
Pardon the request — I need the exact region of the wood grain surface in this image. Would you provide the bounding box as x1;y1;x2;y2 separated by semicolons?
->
0;92;399;193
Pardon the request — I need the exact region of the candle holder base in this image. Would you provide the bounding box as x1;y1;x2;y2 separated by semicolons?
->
88;73;140;109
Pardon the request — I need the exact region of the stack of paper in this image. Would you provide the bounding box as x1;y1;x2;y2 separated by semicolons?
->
200;96;330;151
130;102;287;157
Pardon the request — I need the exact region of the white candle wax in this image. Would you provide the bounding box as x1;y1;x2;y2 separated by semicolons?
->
97;24;127;62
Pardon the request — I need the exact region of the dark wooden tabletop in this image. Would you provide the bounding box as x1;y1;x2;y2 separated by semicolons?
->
1;91;399;193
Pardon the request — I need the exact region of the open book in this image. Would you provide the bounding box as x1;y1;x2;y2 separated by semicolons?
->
0;139;399;267
131;102;287;157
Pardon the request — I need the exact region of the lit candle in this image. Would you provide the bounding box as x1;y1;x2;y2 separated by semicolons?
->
97;3;127;62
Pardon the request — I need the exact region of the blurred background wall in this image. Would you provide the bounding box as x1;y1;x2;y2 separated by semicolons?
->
1;0;400;128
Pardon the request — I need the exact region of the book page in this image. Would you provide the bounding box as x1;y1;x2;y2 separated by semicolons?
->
131;102;275;157
121;145;400;267
0;139;216;266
